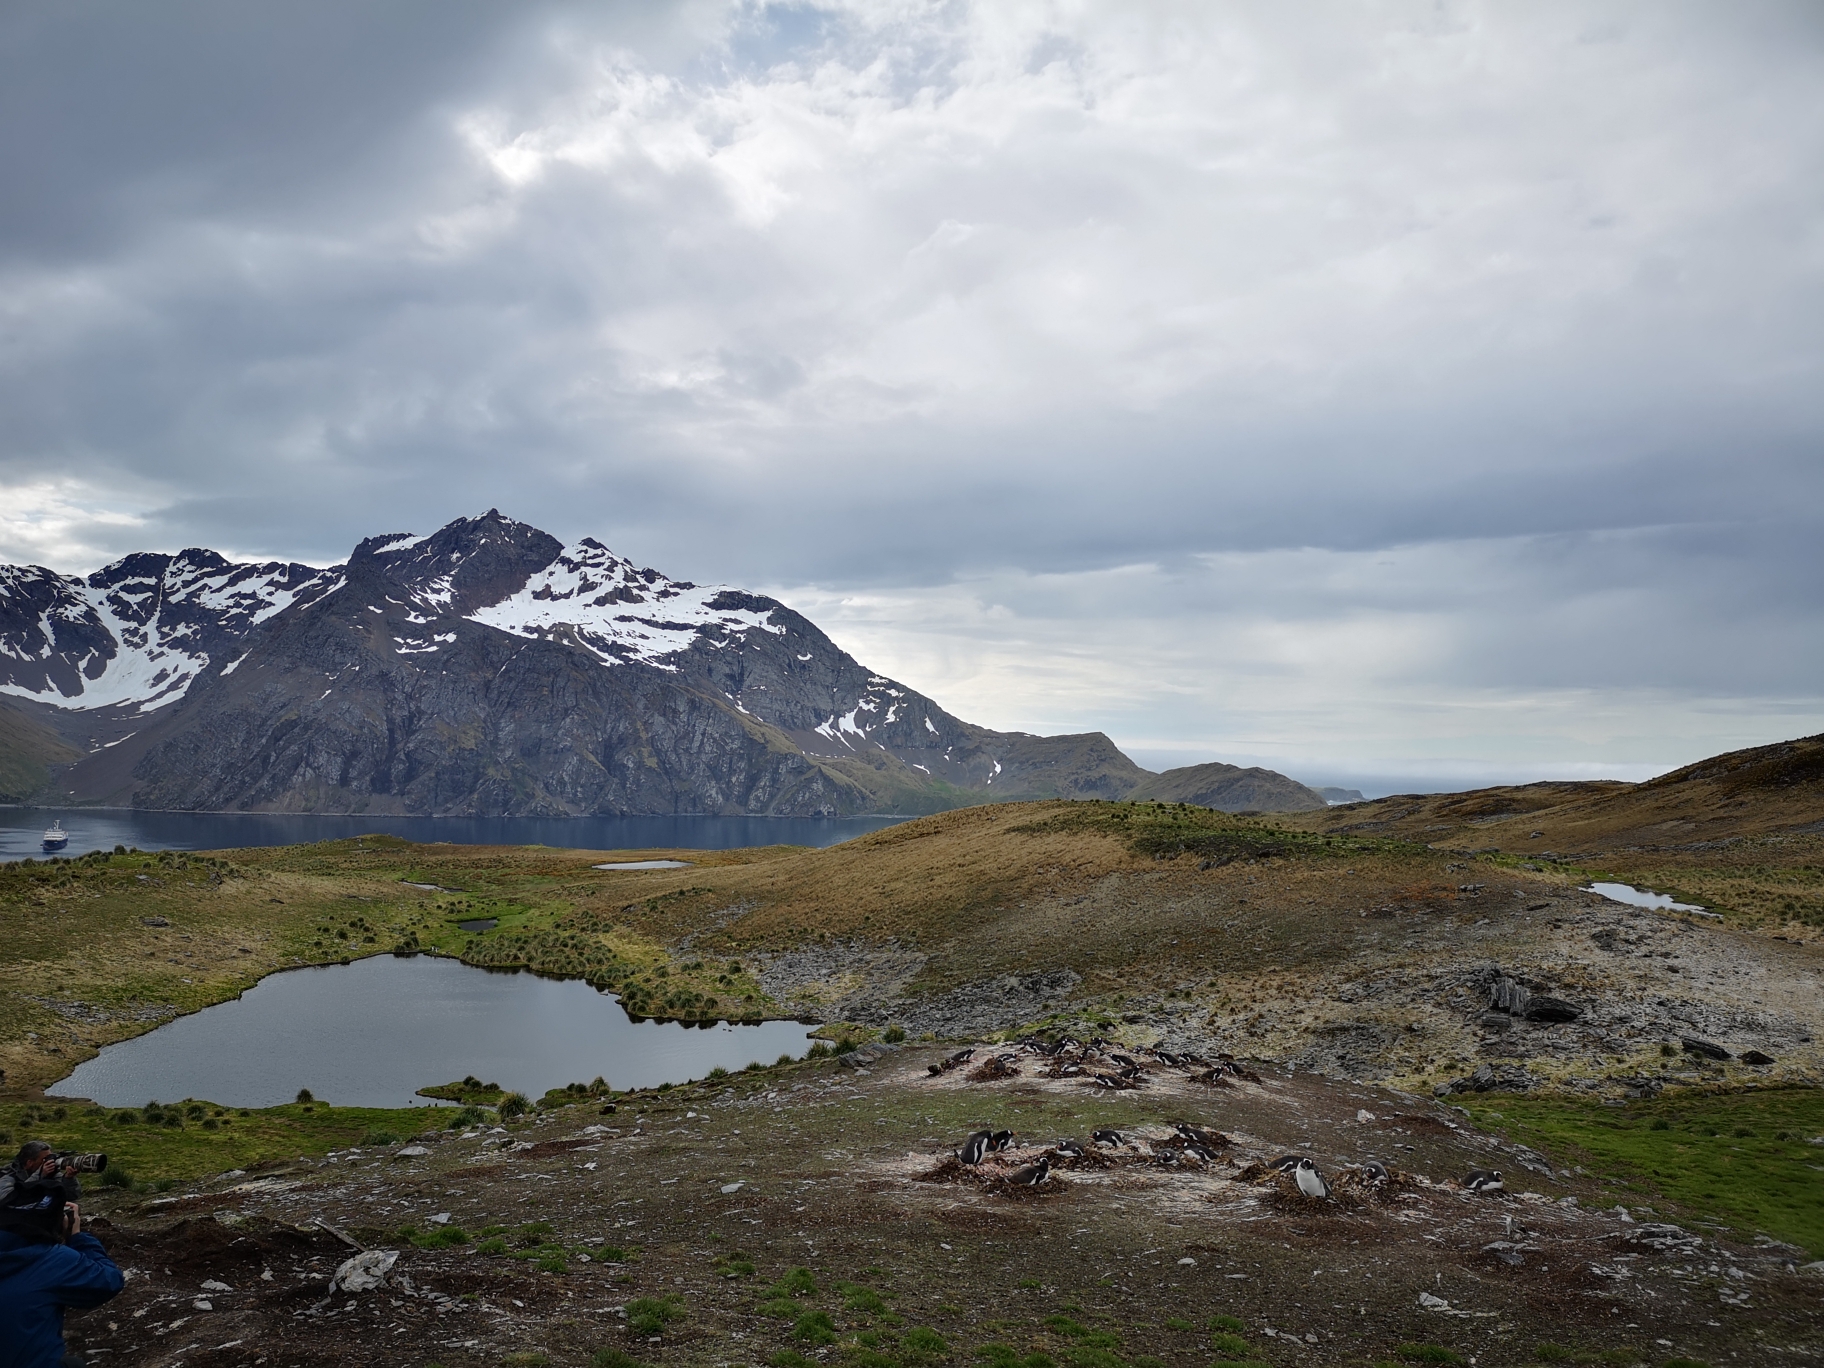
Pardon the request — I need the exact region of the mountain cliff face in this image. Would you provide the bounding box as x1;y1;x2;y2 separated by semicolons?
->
0;512;1192;816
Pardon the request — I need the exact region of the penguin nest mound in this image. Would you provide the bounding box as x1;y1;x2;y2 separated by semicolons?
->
1262;1173;1361;1212
913;1157;1070;1199
1227;1162;1280;1185
985;1173;1069;1200
1048;1148;1122;1170
1332;1167;1420;1204
966;1058;1021;1082
914;1156;987;1186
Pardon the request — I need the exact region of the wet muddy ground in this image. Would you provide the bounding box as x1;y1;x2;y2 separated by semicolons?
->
71;1045;1822;1368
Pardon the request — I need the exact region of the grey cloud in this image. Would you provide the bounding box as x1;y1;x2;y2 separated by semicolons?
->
1;1;1820;779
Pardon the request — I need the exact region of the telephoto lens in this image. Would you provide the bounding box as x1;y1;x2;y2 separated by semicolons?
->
61;1152;108;1174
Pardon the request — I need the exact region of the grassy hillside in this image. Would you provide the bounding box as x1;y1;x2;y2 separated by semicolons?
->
8;795;1818;1109
0;697;81;802
1275;733;1824;936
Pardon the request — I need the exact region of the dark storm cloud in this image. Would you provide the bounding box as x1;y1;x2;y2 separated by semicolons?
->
2;1;1821;782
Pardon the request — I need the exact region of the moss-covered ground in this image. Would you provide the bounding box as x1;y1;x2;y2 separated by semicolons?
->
1465;1088;1824;1257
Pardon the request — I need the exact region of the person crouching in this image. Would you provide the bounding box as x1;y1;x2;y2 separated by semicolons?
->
0;1141;124;1368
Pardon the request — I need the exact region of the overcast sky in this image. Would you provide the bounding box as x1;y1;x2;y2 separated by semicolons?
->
3;1;1821;794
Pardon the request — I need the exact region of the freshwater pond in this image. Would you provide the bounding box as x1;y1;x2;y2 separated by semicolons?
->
1584;881;1715;916
49;954;816;1110
0;807;906;863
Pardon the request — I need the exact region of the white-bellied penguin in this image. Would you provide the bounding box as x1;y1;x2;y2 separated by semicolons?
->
1008;1157;1051;1187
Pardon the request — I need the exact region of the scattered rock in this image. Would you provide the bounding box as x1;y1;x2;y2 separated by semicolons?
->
1680;1036;1731;1061
1482;1242;1525;1266
332;1250;398;1293
1522;996;1581;1023
1437;1063;1537;1095
394;1145;430;1158
1740;1049;1776;1066
1624;1223;1703;1255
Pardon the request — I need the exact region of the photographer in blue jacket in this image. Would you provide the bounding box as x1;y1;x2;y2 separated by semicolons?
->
0;1141;124;1368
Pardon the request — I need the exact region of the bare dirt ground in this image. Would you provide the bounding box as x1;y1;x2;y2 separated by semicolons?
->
69;1045;1822;1368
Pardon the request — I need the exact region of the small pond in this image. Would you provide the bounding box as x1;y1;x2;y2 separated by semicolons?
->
49;955;815;1110
1584;881;1715;915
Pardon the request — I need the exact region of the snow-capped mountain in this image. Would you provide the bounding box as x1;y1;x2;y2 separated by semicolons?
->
0;511;1322;817
0;552;341;712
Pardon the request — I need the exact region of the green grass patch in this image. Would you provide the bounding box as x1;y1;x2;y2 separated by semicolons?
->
792;1310;837;1345
976;1349;1054;1368
1396;1347;1465;1366
626;1295;686;1337
0;1098;443;1190
1464;1087;1824;1256
771;1267;819;1297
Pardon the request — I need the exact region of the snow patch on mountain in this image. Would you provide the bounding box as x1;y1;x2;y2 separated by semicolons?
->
0;554;340;711
468;538;784;669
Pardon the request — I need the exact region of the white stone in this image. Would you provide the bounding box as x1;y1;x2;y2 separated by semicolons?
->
720;1182;744;1194
396;1145;430;1158
200;1279;231;1292
333;1249;399;1293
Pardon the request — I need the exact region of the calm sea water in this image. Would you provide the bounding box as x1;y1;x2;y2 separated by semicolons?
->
50;955;817;1110
1;806;906;863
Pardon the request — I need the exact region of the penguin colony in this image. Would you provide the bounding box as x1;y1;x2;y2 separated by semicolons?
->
932;1036;1510;1203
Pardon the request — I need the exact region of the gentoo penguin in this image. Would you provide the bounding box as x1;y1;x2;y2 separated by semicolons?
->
1092;1128;1124;1147
1464;1168;1504;1194
959;1130;991;1165
1007;1157;1051;1187
1112;1053;1143;1070
1362;1159;1391;1183
1175;1123;1227;1149
1294;1157;1330;1198
1054;1139;1086;1158
988;1129;1015;1152
1267;1154;1306;1173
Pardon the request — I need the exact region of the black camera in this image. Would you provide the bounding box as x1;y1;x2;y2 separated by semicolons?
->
55;1151;108;1174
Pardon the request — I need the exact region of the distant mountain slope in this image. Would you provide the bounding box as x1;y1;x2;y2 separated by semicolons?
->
0;698;81;803
1276;733;1824;852
3;511;1298;817
1127;761;1325;812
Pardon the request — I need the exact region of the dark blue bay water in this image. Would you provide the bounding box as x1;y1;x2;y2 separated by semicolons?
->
50;955;817;1110
0;806;906;863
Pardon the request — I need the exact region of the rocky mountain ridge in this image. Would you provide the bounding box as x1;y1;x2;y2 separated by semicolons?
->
0;511;1325;816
